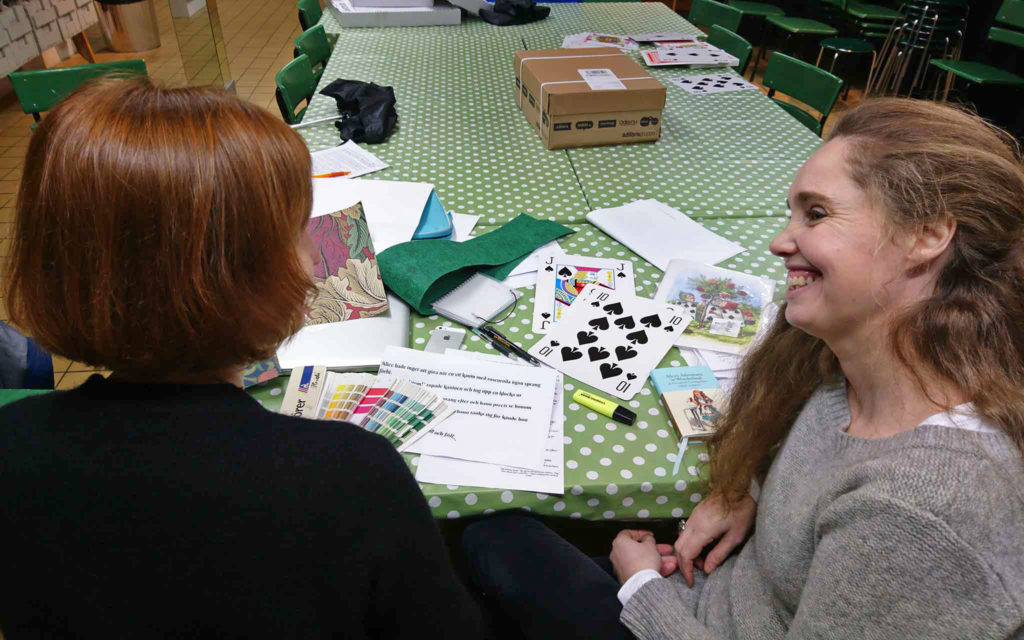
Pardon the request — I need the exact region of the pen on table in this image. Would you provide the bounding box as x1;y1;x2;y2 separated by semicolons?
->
470;327;518;361
479;325;542;366
572;389;636;426
312;170;351;178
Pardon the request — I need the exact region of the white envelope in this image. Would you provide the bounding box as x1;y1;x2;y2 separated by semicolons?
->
312;177;432;253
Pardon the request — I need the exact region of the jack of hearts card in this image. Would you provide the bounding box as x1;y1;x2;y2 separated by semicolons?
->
532;253;635;333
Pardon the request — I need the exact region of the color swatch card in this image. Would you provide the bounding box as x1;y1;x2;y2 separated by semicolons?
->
528;286;689;400
315;372;377;421
279;365;329;419
358;378;455;451
533;253;635;333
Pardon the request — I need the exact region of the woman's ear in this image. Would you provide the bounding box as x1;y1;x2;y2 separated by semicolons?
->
908;218;956;269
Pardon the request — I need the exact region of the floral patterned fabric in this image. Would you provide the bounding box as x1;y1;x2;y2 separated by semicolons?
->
305;201;388;325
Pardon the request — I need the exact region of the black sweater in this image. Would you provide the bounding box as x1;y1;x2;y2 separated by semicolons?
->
0;375;484;639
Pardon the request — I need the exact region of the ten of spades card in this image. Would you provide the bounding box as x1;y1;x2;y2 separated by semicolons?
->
532;253;635;333
668;73;758;96
528;286;690;400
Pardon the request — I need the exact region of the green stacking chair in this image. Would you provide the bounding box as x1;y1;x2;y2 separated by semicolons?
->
9;59;148;125
275;54;316;125
762;52;843;136
930;0;1024;100
726;0;784;20
297;0;322;31
294;25;330;86
707;24;754;75
688;0;743;34
749;10;838;80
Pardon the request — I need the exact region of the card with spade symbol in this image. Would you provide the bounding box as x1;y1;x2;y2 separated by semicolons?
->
641;43;739;68
668;73;758;96
532;253;635;333
528;285;687;400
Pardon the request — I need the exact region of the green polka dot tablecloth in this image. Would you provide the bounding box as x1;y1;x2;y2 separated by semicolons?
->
251;4;821;521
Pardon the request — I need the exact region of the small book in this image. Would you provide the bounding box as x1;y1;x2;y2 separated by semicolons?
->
650;366;724;439
431;273;518;328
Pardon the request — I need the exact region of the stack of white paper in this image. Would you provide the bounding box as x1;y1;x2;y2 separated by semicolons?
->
415;350;566;494
310;141;389;179
329;0;460;27
380;347;562;493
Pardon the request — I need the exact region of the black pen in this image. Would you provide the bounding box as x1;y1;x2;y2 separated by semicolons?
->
470;328;518;362
479;325;542;367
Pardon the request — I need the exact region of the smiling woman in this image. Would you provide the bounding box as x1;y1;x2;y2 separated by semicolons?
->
461;98;1024;640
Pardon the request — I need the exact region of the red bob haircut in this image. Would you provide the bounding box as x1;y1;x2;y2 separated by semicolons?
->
6;77;314;375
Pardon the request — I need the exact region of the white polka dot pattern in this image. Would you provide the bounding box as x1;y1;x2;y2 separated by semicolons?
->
245;3;819;522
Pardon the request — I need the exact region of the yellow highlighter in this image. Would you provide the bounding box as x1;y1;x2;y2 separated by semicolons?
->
572;389;636;426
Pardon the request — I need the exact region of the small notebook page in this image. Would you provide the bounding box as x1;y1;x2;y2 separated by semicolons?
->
431;273;518;328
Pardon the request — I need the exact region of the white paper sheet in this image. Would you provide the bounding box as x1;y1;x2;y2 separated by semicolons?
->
385;347;557;470
311;178;431;253
586;199;746;271
503;272;540;290
414;350;565;494
450;212;481;242
507;241;566;278
276;293;410;370
310;140;389;179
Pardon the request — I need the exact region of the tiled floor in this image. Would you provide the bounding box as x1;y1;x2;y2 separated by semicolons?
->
0;0;860;390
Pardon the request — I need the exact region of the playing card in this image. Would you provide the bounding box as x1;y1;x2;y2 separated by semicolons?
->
582;32;639;51
653;259;777;356
532;253;635;333
628;32;701;43
668;73;758;96
641;43;739;68
529;286;689;401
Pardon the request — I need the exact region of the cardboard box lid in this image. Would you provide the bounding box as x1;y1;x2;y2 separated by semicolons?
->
515;48;666;116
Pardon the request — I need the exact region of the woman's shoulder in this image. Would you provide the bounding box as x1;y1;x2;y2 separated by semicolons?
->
829;428;1024;584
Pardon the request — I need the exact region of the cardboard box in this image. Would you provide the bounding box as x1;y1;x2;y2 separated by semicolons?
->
514;48;665;150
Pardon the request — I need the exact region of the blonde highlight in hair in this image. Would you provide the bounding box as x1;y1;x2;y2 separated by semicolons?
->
708;99;1024;504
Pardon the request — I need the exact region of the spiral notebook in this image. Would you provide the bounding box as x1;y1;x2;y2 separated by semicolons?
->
431;273;518;328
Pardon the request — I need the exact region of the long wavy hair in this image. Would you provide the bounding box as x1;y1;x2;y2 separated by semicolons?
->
708;99;1024;504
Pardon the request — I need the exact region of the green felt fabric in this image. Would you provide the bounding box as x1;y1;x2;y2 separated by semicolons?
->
378;214;573;315
0;389;52;408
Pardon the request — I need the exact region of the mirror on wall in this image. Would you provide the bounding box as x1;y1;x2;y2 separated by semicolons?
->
167;0;233;91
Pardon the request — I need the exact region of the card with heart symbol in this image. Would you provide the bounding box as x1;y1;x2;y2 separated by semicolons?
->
532;253;635;333
528;285;689;400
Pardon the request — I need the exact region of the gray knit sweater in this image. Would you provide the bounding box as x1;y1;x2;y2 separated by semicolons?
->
621;383;1024;639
